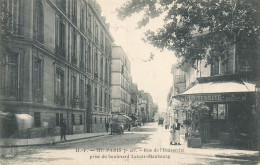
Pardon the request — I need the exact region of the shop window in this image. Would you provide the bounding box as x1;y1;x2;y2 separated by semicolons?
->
100;117;102;123
212;104;228;120
34;112;41;127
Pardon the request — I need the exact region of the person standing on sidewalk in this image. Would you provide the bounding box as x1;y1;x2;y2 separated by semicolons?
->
60;119;67;141
174;119;181;145
105;122;109;133
170;124;175;145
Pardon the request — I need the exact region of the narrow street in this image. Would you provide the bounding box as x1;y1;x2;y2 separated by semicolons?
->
0;123;258;165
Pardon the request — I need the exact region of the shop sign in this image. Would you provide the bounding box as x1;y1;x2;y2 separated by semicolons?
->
177;93;252;102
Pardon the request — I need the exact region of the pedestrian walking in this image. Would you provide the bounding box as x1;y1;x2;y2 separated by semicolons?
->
128;123;131;131
170;124;175;145
60;119;67;141
105;122;109;133
174;119;181;145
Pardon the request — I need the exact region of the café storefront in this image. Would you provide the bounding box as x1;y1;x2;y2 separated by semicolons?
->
174;79;257;146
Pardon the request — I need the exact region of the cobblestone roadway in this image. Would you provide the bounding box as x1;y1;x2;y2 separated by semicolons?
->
0;123;258;165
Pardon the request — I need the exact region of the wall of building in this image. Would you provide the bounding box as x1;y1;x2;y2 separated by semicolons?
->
0;0;114;135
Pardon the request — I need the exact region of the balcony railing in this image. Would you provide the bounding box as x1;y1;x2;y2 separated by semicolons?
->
33;31;44;43
94;72;98;78
87;28;92;37
72;15;77;25
54;95;65;106
33;89;43;103
56;0;66;13
79;99;85;109
100;44;104;52
55;46;66;57
71;55;77;65
79;60;85;71
95;37;98;44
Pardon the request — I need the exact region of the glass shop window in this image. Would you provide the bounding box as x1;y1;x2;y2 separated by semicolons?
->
212;104;228;120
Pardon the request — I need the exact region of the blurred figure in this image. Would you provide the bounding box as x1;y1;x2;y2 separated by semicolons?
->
60;119;67;141
105;121;109;133
174;119;181;145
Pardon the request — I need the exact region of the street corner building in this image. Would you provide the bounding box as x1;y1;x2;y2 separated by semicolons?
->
0;0;114;138
167;38;259;149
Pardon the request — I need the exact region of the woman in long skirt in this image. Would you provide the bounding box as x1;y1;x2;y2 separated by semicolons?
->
170;125;175;145
174;119;181;145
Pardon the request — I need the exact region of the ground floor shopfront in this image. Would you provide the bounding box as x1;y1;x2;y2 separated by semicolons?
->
0;102;86;138
175;78;258;149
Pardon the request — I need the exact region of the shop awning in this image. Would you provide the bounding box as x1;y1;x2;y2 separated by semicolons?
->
180;81;255;95
111;114;132;121
174;80;255;102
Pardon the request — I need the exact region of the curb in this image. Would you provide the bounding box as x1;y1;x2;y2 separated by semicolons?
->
0;134;107;148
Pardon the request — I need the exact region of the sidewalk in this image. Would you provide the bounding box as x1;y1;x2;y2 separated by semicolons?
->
0;126;139;147
0;132;109;147
174;133;259;161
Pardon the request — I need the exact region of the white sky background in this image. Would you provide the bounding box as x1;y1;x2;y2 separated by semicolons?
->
96;0;178;112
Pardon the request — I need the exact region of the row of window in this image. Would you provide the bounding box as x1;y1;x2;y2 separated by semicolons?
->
94;87;111;109
56;113;83;126
33;112;83;128
55;0;112;54
185;104;228;121
93;117;110;124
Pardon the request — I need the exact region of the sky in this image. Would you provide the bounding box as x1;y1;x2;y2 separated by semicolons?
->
96;0;178;112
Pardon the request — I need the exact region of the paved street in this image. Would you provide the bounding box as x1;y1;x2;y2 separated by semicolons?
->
0;123;259;165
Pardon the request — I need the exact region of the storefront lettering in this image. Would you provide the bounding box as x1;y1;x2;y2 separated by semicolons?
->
177;93;249;102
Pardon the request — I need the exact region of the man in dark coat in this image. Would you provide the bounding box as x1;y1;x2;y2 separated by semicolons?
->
105;122;109;133
60;119;67;141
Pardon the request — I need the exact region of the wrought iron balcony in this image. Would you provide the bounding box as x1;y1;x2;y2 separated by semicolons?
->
54;95;65;106
79;60;85;71
56;0;66;13
87;28;92;37
94;72;98;79
33;89;43;103
71;55;77;65
72;15;77;25
55;46;66;57
33;31;44;43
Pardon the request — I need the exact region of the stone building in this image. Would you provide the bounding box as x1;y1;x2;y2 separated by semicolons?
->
0;0;114;136
111;45;131;115
166;65;186;127
172;41;257;144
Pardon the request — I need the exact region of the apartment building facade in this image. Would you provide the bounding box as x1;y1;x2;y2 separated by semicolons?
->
171;41;257;143
111;45;131;115
0;0;113;136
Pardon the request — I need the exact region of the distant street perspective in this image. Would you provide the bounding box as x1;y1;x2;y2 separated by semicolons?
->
1;123;259;165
